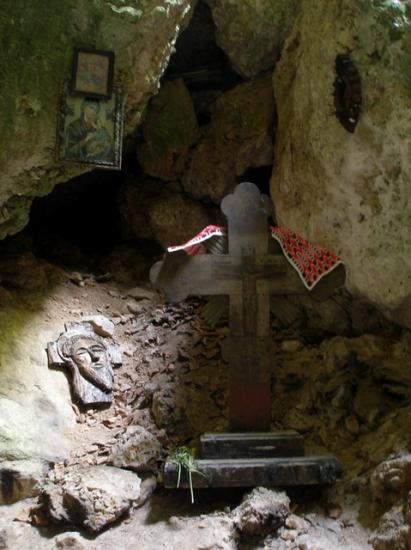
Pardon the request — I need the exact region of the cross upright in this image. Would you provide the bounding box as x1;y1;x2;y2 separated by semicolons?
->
150;182;344;432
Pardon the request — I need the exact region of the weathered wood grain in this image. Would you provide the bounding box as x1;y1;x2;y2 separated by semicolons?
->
164;455;342;488
200;432;305;459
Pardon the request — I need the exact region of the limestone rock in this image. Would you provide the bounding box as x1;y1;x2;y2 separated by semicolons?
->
371;454;411;506
120;177;217;249
0;460;45;505
0;0;193;239
183;74;275;203
232;487;290;536
0;304;75;490
137;79;200;180
54;533;86;550
42;465;141;533
109;426;162;471
270;0;411;327
206;0;300;77
369;505;411;550
82;315;115;338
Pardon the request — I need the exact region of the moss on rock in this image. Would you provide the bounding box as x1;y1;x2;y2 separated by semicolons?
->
0;0;193;239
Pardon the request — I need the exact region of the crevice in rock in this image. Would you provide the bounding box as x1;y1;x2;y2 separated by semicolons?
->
165;0;242;92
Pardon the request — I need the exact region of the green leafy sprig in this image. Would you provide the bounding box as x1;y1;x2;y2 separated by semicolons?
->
168;447;206;504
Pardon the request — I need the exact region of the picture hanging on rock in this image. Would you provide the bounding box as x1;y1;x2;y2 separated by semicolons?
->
57;83;123;169
70;47;115;99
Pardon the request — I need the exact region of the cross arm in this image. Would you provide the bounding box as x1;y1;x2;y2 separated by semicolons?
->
259;259;346;301
150;252;242;302
150;251;346;303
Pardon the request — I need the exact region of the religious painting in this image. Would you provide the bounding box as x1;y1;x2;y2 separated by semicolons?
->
57;84;123;169
70;48;114;99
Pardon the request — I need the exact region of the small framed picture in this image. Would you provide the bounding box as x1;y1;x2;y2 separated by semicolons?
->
71;48;114;99
57;83;123;170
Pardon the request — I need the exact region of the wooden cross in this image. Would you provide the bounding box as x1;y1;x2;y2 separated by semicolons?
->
150;182;345;432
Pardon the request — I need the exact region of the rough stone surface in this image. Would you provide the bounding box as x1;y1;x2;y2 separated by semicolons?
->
0;460;45;505
369;505;411;550
270;0;411;326
0;0;193;239
371;454;411;507
137;79;200;181
54;533;86;550
206;0;300;77
0;298;75;477
82;315;115;338
183;74;275;203
119;177;218;249
232;487;290;536
42;465;141;533
109;425;162;471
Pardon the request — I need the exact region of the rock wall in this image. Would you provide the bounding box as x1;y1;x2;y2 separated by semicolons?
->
205;0;301;77
270;0;411;326
183;74;276;203
0;0;193;240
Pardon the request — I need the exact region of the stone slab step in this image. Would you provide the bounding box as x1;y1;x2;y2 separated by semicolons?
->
200;431;305;459
164;455;342;488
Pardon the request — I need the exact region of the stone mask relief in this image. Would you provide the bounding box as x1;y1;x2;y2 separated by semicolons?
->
47;322;121;406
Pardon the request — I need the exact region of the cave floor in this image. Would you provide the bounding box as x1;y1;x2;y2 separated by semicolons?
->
2;490;372;549
0;246;407;549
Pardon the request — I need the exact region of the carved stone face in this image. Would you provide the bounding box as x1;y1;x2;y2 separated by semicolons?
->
71;337;108;372
48;321;121;407
68;335;114;394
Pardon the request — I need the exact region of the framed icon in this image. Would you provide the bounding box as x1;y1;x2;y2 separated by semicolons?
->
70;48;115;99
57;83;123;170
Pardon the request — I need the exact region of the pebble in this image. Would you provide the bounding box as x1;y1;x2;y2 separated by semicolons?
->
285;514;310;532
280;528;298;541
127;301;140;314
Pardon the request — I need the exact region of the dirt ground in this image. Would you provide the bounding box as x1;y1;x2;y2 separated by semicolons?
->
0;242;407;549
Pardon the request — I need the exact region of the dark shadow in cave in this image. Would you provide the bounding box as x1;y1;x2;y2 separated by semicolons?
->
29;168;125;258
165;0;242;92
27;164;162;274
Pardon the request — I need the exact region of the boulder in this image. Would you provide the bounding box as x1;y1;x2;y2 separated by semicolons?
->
0;460;45;505
0;0;193;239
369;505;411;550
137;79;200;180
41;465;141;533
120;177;218;249
183;74;275;203
270;0;411;327
82;315;115;338
109;426;162;471
54;533;86;550
232;487;290;537
206;0;301;77
371;453;411;507
0;304;76;498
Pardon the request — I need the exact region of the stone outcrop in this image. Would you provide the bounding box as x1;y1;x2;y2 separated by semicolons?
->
0;297;76;496
206;0;301;77
369;453;411;549
109;425;162;471
41;465;141;533
137;79;200;180
0;0;193;239
232;487;290;537
119;177;219;249
183;74;275;203
270;0;411;326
